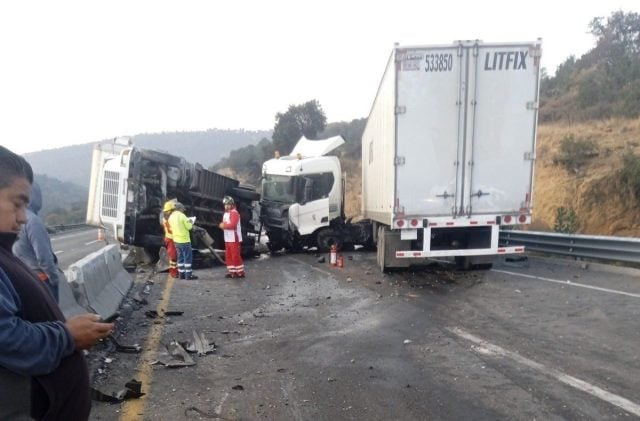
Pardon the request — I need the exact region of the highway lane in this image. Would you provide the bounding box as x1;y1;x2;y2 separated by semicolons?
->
51;226;113;269
89;252;640;420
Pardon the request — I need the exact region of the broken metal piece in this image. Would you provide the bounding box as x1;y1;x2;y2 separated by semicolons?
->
184;331;216;356
152;341;196;367
108;335;142;353
90;379;145;403
164;310;184;316
145;310;158;318
116;379;145;400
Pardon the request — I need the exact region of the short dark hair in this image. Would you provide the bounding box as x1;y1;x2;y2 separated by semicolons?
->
0;145;33;189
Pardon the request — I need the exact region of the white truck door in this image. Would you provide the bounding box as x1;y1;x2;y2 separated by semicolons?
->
395;46;464;217
464;42;541;215
288;199;330;236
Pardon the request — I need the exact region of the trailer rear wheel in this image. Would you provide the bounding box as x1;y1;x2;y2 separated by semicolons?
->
455;256;471;270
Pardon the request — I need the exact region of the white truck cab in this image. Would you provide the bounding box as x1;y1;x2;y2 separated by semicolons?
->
260;136;356;251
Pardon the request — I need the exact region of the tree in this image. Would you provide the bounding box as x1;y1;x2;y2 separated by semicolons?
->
272;100;327;154
539;11;640;121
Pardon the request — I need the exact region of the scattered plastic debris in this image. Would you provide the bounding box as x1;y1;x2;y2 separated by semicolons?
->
403;339;412;345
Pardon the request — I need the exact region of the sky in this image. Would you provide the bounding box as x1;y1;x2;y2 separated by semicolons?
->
0;0;638;155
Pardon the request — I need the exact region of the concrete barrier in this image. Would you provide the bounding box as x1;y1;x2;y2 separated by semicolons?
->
65;244;132;319
58;269;87;319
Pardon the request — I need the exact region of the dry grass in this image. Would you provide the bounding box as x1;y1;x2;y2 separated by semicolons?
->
534;117;640;236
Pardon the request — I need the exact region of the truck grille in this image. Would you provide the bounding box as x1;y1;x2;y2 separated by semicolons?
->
101;170;120;219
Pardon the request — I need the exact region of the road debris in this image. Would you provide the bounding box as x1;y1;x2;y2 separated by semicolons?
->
91;379;145;403
183;331;216;356
108;335;141;353
152;341;196;367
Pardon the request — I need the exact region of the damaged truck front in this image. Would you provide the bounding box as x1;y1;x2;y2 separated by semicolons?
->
86;140;260;259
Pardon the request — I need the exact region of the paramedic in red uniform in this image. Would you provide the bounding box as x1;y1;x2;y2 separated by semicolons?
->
218;196;245;278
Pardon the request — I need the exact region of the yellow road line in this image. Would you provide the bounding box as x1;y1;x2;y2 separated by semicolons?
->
119;276;175;421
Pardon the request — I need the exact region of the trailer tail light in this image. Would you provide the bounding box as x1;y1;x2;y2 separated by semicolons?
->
518;214;527;223
410;219;419;227
503;215;512;224
396;219;405;228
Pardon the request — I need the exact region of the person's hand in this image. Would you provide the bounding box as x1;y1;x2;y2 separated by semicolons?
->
218;222;224;229
65;313;114;350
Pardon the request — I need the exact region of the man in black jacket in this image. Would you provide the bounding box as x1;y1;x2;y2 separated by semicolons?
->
0;145;114;420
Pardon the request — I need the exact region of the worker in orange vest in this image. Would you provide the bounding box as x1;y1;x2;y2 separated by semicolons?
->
162;200;178;278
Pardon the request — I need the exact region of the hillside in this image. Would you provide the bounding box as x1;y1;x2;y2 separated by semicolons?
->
33;174;88;225
532;118;640;236
24;129;270;187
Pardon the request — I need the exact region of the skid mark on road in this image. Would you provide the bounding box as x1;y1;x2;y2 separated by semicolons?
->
120;275;175;421
448;327;640;417
493;269;640;298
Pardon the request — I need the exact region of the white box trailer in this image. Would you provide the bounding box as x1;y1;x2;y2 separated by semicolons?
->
362;40;542;270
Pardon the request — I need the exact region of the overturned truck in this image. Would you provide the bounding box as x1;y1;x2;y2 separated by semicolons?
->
86;139;260;260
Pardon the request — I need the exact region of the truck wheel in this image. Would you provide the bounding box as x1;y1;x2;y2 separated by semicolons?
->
316;229;343;252
455;256;471;270
376;226;387;272
231;187;260;201
267;241;284;253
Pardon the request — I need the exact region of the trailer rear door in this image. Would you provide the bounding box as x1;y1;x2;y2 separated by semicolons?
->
395;46;463;217
464;43;540;215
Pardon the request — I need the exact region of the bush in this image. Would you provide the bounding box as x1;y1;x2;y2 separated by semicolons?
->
554;135;599;172
554;207;579;234
619;152;640;202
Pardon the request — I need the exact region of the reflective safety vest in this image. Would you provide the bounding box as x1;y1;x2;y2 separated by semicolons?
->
168;210;192;243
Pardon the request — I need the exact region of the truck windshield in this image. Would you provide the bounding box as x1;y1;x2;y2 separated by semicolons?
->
262;175;298;204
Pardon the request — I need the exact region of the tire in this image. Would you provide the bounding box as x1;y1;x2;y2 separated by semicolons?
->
316;229;343;252
231;187;260;201
267;241;284;253
455;256;471;270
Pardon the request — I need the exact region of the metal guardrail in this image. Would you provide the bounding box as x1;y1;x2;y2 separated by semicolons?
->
500;230;640;264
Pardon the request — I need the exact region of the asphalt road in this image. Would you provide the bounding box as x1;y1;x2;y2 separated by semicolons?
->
51;227;112;269
86;251;640;421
